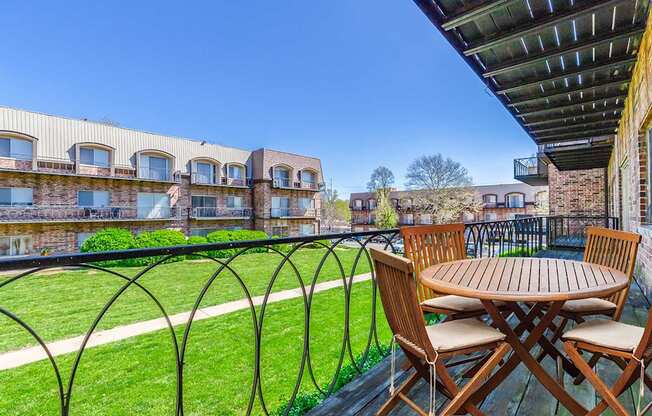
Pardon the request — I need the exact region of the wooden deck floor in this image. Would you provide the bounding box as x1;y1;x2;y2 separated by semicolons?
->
308;260;651;416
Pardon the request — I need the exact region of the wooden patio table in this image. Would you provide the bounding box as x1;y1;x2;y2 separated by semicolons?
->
420;257;629;416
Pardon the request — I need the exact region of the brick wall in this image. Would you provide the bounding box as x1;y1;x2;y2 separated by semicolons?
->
608;15;652;294
548;164;607;216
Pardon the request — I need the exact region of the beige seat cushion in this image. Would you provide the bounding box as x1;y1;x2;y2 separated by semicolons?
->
426;318;506;352
421;295;504;313
561;298;617;313
562;319;644;352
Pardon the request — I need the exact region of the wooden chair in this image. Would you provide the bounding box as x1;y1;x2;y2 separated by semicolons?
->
401;224;503;319
544;227;641;381
370;248;510;416
563;308;652;416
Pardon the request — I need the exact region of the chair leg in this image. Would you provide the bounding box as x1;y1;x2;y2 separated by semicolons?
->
564;341;629;416
441;343;510;416
375;371;420;416
572;352;601;385
536;317;568;363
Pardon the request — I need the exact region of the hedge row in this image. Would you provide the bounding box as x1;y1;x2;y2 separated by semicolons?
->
79;228;329;267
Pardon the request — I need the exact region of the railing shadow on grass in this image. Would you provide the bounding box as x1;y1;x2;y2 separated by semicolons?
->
0;216;607;415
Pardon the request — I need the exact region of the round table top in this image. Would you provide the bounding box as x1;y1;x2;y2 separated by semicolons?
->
420;257;629;302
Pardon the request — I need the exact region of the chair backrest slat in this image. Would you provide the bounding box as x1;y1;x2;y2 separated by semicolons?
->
370;248;436;360
583;226;641;320
401;224;466;302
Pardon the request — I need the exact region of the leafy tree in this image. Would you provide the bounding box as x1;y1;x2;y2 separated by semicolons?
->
405;154;481;224
374;196;398;229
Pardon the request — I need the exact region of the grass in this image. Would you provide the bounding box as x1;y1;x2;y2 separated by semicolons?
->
0;280;391;415
0;247;372;353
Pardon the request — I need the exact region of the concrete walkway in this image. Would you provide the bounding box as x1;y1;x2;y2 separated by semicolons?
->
0;273;372;370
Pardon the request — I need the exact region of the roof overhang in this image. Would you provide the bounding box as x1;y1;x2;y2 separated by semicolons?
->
413;0;649;148
543;138;614;170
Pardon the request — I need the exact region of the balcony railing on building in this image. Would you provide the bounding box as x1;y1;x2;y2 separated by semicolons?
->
270;207;317;218
272;177;322;191
189;173;251;187
0;205;181;223
514;156;549;186
189;207;253;219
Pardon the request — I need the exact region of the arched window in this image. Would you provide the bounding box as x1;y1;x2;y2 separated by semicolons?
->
78;143;113;168
137;150;174;181
272;164;293;188
505;192;525;208
368;198;377;209
0;132;36;161
482;194;498;207
224;163;247;186
191;158;220;185
300;169;318;190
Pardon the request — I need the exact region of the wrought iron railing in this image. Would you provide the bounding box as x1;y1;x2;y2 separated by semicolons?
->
270;208;317;218
547;215;619;249
514;156;548;179
188;206;253;219
0;216;617;414
0;205;182;222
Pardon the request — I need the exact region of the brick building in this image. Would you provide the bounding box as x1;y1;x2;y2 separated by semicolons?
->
349;183;548;231
0;107;323;256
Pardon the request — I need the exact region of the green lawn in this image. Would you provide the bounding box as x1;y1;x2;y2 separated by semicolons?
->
0;247;372;352
0;280;391;415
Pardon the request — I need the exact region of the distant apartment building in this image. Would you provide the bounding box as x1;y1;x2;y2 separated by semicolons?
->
349;183;548;231
0;107;323;256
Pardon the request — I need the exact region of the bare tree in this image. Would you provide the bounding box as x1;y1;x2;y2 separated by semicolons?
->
321;188;351;231
367;166;395;195
405;154;481;224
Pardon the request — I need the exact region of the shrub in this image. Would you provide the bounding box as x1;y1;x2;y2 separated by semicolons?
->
187;236;209;259
498;247;538;258
205;229;269;258
270;235;292;254
131;229;188;266
80;228;136;267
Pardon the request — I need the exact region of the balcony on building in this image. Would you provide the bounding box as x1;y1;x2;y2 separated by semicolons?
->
221;163;251;188
270;207;317;219
272;165;322;191
514;156;549;185
0;204;180;224
188;207;253;220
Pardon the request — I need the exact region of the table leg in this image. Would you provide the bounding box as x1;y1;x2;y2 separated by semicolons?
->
508;302;579;378
468;301;587;416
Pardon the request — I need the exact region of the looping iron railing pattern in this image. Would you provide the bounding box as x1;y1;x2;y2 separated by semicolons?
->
0;230;403;416
0;216;617;414
547;215;619;250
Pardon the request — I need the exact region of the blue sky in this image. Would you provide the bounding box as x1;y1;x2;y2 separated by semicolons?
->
2;1;537;198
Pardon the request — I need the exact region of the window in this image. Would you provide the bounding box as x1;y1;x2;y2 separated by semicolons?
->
484;212;498;221
80;147;110;167
506;193;525;208
0;235;34;256
195;162;216;184
418;214;432;225
228;164;244;179
299;198;314;210
139;154;169;180
0;188;33;206
190;228;217;237
224;226;243;231
354;199;363;208
0;137;33;160
463;212;475;222
77;232;94;249
191;195;217;217
272;197;290;217
137;193;171;218
226;196;243;208
368;199;377;209
301;170;316;184
403;213;414;225
299;223;315;236
78;191;110;207
482;194;497;206
271;225;289;237
273;166;291;187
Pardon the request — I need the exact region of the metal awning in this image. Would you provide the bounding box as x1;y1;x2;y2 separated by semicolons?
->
413;0;649;146
543;138;614;170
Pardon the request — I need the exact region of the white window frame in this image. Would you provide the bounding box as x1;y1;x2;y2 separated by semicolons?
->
80;147;110;168
505;193;525;208
137;192;171;219
226;196;243;208
0;137;33;161
299;223;315;236
0;235;34;256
